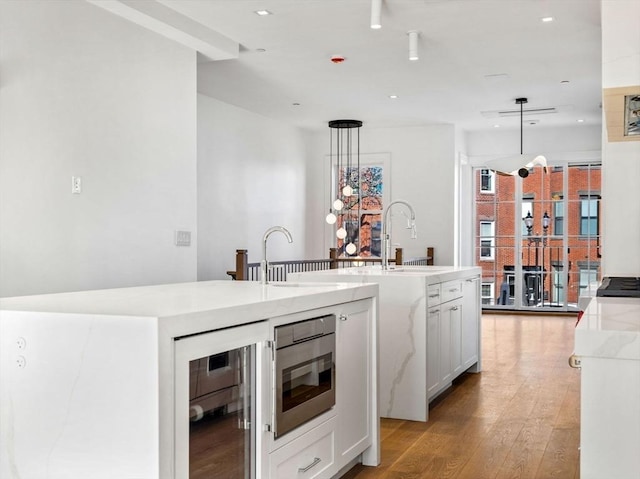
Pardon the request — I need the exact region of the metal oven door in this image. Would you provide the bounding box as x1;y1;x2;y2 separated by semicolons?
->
274;315;336;438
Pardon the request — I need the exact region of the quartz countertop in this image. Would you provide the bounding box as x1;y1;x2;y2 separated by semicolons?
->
290;265;481;284
575;296;640;361
0;280;378;338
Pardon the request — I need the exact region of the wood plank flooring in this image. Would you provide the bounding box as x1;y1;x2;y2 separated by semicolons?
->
343;313;581;479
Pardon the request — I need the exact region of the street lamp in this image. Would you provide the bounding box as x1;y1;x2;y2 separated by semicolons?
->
542;211;550;235
522;210;550;307
524;211;533;236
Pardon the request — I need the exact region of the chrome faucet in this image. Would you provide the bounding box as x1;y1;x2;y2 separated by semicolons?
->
381;200;417;270
261;226;293;284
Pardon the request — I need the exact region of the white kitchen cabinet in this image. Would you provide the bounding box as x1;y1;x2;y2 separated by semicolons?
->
268;418;336;478
427;280;465;400
426;306;441;398
448;298;464;378
336;301;373;465
462;276;480;371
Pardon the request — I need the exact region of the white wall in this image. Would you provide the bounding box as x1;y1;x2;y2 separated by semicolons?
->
465;125;602;160
600;0;640;276
305;124;457;265
0;1;198;297
197;94;307;280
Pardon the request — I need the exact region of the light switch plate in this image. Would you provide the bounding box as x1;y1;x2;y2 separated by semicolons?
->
175;230;191;247
71;176;82;194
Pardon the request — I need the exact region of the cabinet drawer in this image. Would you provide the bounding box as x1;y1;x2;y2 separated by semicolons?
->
270;418;336;478
427;283;442;306
441;279;463;303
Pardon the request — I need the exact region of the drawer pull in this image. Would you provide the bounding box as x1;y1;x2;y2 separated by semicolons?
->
429;309;440;314
449;288;459;292
298;457;321;473
451;306;459;311
429;294;440;298
568;354;582;369
339;314;348;321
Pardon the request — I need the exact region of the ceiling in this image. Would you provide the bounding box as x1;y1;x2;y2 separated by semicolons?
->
147;0;602;133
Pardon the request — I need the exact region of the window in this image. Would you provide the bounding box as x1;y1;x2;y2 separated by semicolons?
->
481;283;494;305
479;221;495;260
336;165;384;256
579;267;599;293
580;196;599;236
554;200;564;236
480;169;494;193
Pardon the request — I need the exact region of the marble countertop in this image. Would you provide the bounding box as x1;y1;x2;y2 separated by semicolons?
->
0;280;378;338
575;296;640;361
291;265;481;284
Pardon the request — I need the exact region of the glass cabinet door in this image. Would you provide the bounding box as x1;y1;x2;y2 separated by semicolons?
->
188;346;252;479
174;323;267;479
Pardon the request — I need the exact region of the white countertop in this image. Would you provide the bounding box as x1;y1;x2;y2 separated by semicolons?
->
0;280;378;338
575;296;640;361
291;265;481;284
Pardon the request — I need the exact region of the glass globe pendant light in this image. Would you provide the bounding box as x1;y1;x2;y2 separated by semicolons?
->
327;119;363;256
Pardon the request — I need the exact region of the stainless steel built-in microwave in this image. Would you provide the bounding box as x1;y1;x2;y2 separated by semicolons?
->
273;314;336;438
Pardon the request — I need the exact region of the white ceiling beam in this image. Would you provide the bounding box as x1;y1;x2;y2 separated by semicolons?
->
87;0;239;61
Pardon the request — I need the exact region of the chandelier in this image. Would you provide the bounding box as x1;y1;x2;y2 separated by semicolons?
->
326;119;362;256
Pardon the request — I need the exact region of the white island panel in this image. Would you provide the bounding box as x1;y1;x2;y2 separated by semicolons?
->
575;295;640;479
1;280;379;479
290;265;481;422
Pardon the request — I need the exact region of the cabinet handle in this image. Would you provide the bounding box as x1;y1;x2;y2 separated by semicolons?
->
339;314;348;321
450;306;459;311
298;457;321;473
466;278;477;283
429;309;440;314
429;294;440;298
449;288;459;292
568;354;582;369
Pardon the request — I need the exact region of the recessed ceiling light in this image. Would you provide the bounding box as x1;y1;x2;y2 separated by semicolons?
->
493;124;500;128
256;48;266;53
577;119;584;123
292;102;300;106
541;16;554;22
389;95;398;99
255;10;272;16
561;80;570;84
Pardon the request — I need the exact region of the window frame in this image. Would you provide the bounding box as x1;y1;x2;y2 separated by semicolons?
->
481;282;495;305
579;195;600;237
479;220;495;261
480;169;495;194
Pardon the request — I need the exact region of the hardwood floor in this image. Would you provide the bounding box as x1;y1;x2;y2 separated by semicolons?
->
343;313;581;479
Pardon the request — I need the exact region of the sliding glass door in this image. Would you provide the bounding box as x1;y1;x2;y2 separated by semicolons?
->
474;162;601;312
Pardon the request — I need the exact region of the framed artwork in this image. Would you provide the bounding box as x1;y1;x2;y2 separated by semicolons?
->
603;85;640;142
624;94;640;136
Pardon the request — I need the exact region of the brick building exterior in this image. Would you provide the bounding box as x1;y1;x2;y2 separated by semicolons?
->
475;165;601;309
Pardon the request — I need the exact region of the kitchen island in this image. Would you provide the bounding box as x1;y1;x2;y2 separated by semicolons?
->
0;280;380;479
290;265;482;422
574;295;640;479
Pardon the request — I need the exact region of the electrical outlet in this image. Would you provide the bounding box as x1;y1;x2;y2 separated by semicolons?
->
71;176;82;194
175;230;191;247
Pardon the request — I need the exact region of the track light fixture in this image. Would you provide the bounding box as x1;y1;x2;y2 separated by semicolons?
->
370;0;382;29
408;30;419;61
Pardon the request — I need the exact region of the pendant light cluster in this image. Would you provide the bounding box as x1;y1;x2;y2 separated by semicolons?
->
370;0;420;61
326;120;362;256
